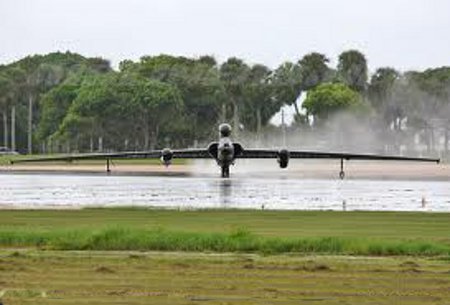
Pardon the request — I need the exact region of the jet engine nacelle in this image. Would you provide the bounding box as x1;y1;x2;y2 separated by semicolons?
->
277;149;290;168
161;148;173;167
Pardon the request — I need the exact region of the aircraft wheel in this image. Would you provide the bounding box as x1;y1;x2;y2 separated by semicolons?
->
339;171;345;180
221;167;230;178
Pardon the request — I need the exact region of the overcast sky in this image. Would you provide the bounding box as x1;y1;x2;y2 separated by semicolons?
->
1;0;449;72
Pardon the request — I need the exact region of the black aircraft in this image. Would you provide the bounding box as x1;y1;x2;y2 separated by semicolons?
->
11;123;440;178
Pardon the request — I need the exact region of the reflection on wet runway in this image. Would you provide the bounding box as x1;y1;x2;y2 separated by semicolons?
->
0;173;449;211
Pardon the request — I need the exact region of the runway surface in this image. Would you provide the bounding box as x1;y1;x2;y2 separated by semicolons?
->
1;172;449;211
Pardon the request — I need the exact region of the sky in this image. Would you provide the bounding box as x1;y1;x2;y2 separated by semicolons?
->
1;0;450;73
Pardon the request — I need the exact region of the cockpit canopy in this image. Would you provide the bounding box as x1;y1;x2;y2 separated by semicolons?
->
219;123;232;137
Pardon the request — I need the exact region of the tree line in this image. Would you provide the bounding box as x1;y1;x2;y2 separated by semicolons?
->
0;50;449;155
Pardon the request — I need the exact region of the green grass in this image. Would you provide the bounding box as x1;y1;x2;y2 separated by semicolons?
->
1;209;449;256
0;226;449;256
1;209;450;304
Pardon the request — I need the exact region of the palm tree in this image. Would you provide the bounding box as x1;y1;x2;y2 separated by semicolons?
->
337;50;368;93
271;62;302;116
220;58;250;137
298;52;331;90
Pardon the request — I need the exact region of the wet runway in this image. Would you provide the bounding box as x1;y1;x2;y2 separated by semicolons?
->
1;172;449;211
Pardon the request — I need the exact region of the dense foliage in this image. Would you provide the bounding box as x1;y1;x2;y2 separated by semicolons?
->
0;51;449;155
303;83;367;122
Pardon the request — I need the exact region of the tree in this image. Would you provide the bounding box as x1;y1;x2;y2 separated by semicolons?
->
271;53;331;121
25;64;66;153
37;73;88;147
86;57;112;73
132;54;195;83
180;59;225;141
368;67;399;107
408;67;450;153
368;67;401;130
197;55;217;67
302;83;366;123
337;50;368;93
7;52;111;153
0;74;11;148
57;73;183;151
0;67;27;151
121;55;224;143
409;67;450;98
298;52;331;90
242;64;279;133
219;58;250;134
130;76;183;149
4;67;27;151
408;67;450;117
271;62;302;115
56;73;115;151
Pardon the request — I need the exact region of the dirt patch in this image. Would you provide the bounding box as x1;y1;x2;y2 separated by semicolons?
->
128;254;145;259
242;261;331;272
401;267;423;273
172;262;190;269
8;251;25;258
95;266;116;274
301;260;332;272
399;261;420;268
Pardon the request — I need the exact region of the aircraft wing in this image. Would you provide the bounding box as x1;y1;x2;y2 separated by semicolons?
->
10;148;211;164
238;149;440;163
171;149;211;158
10;151;160;163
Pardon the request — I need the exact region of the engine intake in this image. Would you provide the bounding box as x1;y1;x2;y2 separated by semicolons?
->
277;149;290;168
161;148;173;166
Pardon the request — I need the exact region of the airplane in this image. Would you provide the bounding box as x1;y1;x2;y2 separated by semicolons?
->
11;123;440;178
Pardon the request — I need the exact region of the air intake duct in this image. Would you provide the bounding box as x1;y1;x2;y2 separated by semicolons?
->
277;149;290;168
161;148;173;166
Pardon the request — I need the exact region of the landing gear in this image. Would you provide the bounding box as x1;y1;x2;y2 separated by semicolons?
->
339;158;345;180
221;166;230;178
106;158;115;174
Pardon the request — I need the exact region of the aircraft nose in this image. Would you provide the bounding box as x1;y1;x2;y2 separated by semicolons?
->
221;144;234;157
219;123;232;137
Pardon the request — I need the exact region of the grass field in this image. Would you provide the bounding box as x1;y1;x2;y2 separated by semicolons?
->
1;209;449;304
0;250;449;305
0;209;449;256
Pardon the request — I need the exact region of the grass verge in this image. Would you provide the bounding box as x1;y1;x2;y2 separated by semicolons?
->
1;226;449;256
1;209;449;256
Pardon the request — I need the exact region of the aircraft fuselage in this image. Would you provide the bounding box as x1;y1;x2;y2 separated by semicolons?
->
217;137;234;166
212;123;237;177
